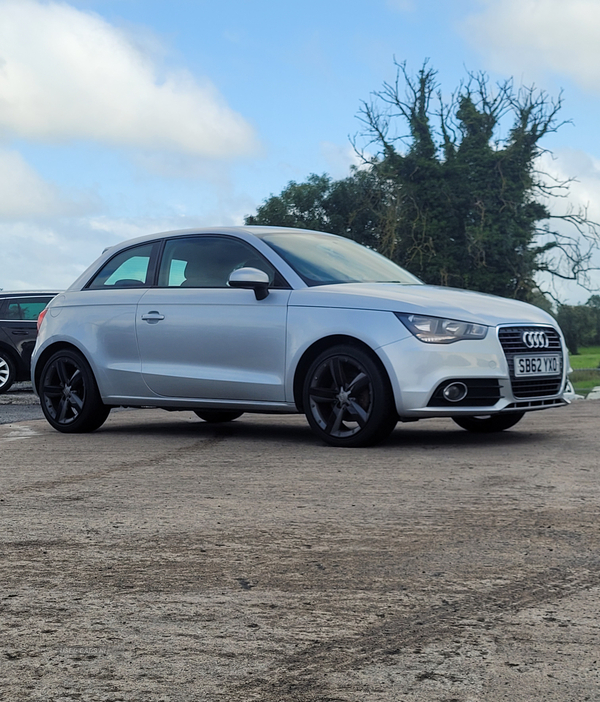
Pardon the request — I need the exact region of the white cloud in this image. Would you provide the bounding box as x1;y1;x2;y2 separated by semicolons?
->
320;142;367;178
463;0;600;92
0;221;85;290
534;148;600;302
0;0;258;157
537;148;600;222
0;216;171;290
0;206;258;291
0;148;97;218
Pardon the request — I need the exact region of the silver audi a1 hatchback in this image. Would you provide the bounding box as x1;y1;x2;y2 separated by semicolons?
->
32;226;570;446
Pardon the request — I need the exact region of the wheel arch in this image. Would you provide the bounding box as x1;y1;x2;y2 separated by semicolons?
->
33;341;90;392
292;334;392;412
0;342;21;371
0;342;20;390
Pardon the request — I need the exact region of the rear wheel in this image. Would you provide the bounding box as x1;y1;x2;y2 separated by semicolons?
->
39;349;110;433
194;410;243;423
0;350;16;394
303;344;397;447
452;412;525;433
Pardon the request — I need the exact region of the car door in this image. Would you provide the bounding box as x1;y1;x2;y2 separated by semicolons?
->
136;235;291;401
70;241;161;398
1;296;54;370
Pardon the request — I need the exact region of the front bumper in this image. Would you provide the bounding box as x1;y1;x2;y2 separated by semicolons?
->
377;323;568;418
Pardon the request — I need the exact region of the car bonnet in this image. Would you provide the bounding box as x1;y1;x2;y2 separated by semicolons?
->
288;283;556;328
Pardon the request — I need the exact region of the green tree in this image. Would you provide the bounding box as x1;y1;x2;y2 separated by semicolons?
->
556;304;597;355
247;62;599;301
585;295;600;346
552;296;600;353
246;170;386;250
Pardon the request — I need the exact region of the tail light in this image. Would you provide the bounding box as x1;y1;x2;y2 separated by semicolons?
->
37;308;49;332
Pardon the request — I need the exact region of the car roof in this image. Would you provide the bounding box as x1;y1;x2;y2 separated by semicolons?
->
100;225;335;253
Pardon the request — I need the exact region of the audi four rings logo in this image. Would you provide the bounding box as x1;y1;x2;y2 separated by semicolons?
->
522;330;549;348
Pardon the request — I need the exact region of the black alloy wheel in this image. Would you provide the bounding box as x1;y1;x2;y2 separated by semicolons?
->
194;410;244;423
303;344;397;447
0;350;16;394
39;349;111;433
452;412;525;433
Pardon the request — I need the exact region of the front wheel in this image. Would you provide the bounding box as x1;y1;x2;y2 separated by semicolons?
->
452;412;525;433
0;350;16;394
39;349;111;433
303;344;397;447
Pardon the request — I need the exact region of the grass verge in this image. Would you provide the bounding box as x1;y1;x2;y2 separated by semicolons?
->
569;346;600;395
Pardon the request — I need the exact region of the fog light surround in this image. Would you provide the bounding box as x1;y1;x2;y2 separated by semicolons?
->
442;381;469;403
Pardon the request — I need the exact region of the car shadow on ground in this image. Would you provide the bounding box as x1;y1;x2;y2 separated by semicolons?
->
8;382;555;449
96;408;544;449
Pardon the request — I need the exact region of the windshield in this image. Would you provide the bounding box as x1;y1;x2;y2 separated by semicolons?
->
259;231;422;286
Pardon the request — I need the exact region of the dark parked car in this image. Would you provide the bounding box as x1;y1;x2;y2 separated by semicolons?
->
0;292;58;394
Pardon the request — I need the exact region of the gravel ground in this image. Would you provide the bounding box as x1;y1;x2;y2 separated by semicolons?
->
1;399;600;701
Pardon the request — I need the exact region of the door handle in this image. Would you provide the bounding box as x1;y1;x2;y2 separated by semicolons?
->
141;311;165;323
11;330;29;335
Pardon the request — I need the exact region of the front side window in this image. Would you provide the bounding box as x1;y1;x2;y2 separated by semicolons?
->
158;236;280;288
87;243;156;289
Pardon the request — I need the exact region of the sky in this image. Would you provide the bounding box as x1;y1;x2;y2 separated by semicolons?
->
1;0;600;303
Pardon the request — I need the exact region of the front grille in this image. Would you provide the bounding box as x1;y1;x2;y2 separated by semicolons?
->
498;326;563;399
428;379;501;407
498;326;562;353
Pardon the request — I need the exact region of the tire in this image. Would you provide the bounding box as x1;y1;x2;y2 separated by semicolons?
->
0;350;16;394
303;344;397;447
194;410;243;423
38;349;111;433
452;412;525;433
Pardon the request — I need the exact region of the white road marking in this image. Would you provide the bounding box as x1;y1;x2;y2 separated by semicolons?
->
1;425;40;442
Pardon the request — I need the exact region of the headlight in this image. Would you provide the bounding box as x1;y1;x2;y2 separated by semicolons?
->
395;313;488;344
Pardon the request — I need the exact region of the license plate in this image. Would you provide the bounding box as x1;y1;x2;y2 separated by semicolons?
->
514;355;561;377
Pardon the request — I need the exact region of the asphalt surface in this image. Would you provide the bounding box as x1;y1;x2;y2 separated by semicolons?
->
0;383;43;424
1;394;600;701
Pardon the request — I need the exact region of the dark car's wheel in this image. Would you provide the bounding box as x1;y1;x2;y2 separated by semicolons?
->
0;350;16;394
303;344;397;447
39;349;111;433
452;412;525;433
194;410;243;423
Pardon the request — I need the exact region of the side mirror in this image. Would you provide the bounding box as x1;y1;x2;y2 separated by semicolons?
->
228;267;270;300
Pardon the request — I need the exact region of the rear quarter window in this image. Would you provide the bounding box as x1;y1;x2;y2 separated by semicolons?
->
87;243;157;289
